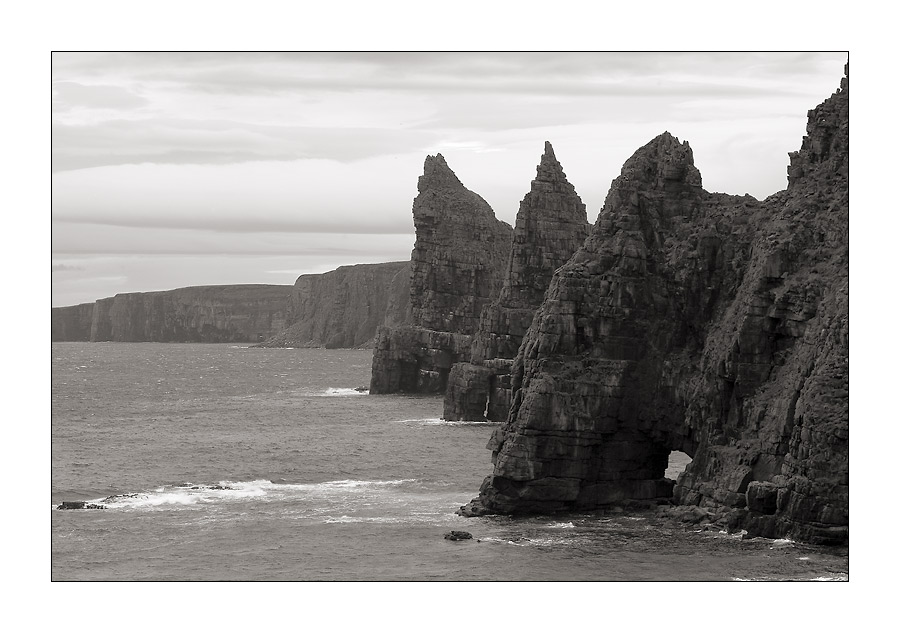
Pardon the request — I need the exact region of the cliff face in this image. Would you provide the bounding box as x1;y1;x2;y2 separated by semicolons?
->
443;142;590;421
258;262;410;348
51;302;95;341
461;66;848;545
370;155;513;393
52;285;292;343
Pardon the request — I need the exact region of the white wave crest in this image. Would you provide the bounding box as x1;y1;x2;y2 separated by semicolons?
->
92;478;417;510
322;515;410;524
97;480;272;508
418;419;497;426
279;478;415;490
321;388;366;396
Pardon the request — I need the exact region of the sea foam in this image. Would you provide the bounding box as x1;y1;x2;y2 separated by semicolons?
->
417;419;497;426
321;388;365;397
86;478;417;510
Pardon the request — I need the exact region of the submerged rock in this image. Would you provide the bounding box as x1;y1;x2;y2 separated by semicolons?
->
444;530;474;541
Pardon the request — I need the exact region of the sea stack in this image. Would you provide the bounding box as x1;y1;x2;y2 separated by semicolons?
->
369;154;513;393
460;65;849;545
443;142;590;421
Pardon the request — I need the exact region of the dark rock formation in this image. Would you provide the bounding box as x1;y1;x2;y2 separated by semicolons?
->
370;154;513;393
57;501;106;510
444;530;473;541
409;154;513;334
370;326;472;393
51;285;293;343
257;261;410;348
443;142;590;421
51;302;95;341
460;65;849;545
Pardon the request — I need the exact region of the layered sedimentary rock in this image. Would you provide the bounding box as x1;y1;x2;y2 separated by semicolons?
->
443;142;590;421
369;154;513;393
461;66;849;545
51;285;292;343
408;154;513;333
51;302;95;341
258;261;410;348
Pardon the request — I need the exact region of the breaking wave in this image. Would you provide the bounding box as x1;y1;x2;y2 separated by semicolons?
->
320;387;366;396
61;478;418;511
417;419;498;426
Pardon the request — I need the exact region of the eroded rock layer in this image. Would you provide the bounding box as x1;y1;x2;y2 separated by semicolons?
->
370;155;513;393
461;66;849;545
51;285;292;343
443;142;590;420
257;262;410;348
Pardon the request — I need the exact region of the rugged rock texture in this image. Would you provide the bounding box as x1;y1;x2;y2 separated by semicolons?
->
369;326;472;393
370;154;513;394
461;66;849;545
51;285;292;343
409;154;513;334
443;142;590;421
51;302;95;341
257;261;410;348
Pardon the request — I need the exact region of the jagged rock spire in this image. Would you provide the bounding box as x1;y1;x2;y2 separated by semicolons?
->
616;132;702;189
418;153;464;191
531;141;574;191
787;62;848;188
409;153;513;334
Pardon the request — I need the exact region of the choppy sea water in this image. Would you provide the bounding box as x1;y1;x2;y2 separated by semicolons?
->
51;343;848;581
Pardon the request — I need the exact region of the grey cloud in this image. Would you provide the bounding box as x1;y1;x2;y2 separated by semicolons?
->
52;215;415;236
52;118;437;172
51;220;415;256
54;52;831;98
163;65;808;99
52;81;149;111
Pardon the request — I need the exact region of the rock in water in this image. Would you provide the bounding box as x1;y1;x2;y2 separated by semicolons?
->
444;530;473;541
57;501;86;510
370;154;513;394
461;65;849;545
443;141;590;421
57;501;106;510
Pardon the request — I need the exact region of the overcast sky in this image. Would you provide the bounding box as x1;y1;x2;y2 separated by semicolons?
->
51;51;847;307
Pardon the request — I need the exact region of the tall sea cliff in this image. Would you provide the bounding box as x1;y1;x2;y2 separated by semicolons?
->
53;263;411;347
257;261;411;349
459;65;849;545
53;285;292;343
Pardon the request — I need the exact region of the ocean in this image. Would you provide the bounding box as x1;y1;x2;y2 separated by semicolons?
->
51;343;848;581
